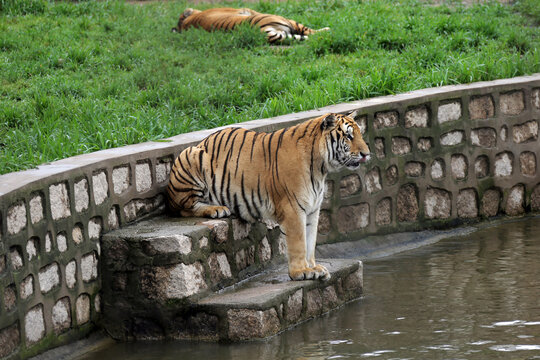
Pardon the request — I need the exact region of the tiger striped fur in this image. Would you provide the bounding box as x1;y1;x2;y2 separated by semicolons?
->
171;7;330;44
167;112;370;281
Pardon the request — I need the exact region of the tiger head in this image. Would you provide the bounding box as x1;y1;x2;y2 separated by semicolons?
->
321;111;370;171
171;8;199;32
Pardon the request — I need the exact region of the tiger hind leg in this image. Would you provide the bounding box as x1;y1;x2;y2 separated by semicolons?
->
264;28;307;43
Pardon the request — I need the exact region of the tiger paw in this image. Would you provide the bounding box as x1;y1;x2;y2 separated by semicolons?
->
312;264;331;281
204;206;231;219
289;267;317;281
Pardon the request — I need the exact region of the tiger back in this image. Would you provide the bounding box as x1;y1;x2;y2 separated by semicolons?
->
171;7;329;43
167;112;370;281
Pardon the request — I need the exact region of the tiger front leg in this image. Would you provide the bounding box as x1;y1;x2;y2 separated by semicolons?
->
280;211;318;281
306;210;330;280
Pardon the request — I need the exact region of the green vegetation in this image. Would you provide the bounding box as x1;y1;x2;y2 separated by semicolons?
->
1;0;539;175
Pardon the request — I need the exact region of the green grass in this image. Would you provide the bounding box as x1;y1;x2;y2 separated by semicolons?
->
1;0;539;175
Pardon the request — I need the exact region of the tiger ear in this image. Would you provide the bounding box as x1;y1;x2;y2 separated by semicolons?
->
321;114;336;130
347;110;359;119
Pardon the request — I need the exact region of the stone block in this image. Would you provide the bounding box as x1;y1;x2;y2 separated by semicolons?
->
112;273;127;291
500;125;508;142
88;217;102;241
405;161;424;177
29;193;44;224
500;91;524;115
405;105;429;128
175;312;218;340
199;236;209;249
417;137;432;152
278;233;287;255
474;156;490;179
391;137;411;155
82;252;99;282
45;232;52;253
339;174;362;198
52;297;71;333
207;253;232;283
374;111;398;129
495;152;513;177
227;308;280;340
481;189;500;217
26;237;38;261
198;219;229;244
95;293;101;313
337;204;369;233
374;137;385;159
440;130;464;146
457;189;478;218
259;237;271;263
469;95;494;120
520;152;537;176
3;284;16;311
232;219;251;241
365;167;382;194
123;196;165;222
112;165;130;194
513;120;538;144
76;294;91;325
285;289;303;322
74;178;89;213
7;201;26;235
141;262;207;300
505;185;525;216
438;101;461;123
531;185;540;212
471;127;496;148
39;262;60;293
144;235;192;256
431;159;445;180
306;289;323;317
9;247;23;271
451;154;468;180
93;171;109;206
0;323;20;358
66;260;77;289
25;304;45;344
356;115;367;134
136;161;152;193
375;198;392;226
235;249;248;271
72;224;84;245
533;88;540;110
57;232;68;252
343;266;363;295
20;275;34;300
108;206;120;230
318;210;331;235
397;184;418;222
322;285;340;312
385;165;398;186
324;180;334;201
156;159;172;183
425;188;451;219
50;182;71;220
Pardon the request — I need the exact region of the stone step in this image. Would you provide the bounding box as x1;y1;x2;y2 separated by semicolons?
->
101;216;363;341
195;258;363;341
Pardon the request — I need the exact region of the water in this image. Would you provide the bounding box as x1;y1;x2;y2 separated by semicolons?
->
78;217;540;360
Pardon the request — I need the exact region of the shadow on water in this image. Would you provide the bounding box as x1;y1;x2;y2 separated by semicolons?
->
77;217;540;360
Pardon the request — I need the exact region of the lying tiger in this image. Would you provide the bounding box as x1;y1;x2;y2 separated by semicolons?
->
167;112;371;281
171;7;330;44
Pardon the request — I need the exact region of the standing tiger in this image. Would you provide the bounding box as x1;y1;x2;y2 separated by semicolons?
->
167;112;370;281
171;7;330;44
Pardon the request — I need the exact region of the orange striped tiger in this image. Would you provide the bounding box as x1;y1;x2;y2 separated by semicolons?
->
171;7;330;44
167;112;370;281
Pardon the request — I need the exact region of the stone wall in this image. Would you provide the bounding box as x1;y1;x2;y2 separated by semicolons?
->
0;74;539;358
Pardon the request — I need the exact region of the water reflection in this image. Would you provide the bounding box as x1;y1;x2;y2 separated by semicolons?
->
78;217;540;360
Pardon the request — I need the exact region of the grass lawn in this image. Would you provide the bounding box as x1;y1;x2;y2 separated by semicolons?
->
0;0;539;175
